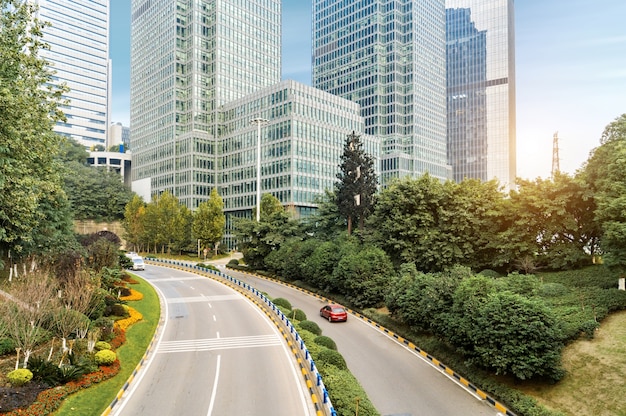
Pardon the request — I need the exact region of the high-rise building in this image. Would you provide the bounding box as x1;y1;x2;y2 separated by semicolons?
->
35;0;110;148
312;0;452;186
219;80;378;246
130;0;282;208
446;0;516;188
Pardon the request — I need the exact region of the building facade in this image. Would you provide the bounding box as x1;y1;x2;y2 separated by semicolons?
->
445;0;516;188
312;0;452;186
35;0;110;148
218;80;378;231
130;0;282;209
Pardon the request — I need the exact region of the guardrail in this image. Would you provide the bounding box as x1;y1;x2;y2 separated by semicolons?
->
146;258;337;416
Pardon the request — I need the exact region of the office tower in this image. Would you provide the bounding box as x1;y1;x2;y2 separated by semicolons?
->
130;0;281;208
35;0;110;148
312;0;452;186
446;0;516;188
219;80;378;245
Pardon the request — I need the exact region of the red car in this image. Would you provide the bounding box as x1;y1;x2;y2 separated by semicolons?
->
320;304;348;322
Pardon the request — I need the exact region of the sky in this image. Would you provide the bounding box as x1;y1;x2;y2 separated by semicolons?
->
109;1;626;181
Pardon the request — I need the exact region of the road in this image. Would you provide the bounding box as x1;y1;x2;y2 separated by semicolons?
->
110;265;315;416
225;267;500;416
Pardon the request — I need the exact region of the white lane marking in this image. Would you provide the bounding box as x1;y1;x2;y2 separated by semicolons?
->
168;295;242;303
213;315;217;322
158;334;283;353
207;354;221;416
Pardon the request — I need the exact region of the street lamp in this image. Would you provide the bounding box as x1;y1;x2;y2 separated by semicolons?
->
250;117;268;222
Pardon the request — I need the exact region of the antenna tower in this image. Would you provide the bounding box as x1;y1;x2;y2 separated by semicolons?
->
551;131;560;177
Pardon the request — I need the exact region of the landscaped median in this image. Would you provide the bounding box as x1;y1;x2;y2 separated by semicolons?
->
51;276;160;416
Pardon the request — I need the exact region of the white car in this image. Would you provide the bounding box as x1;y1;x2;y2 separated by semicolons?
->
126;254;145;271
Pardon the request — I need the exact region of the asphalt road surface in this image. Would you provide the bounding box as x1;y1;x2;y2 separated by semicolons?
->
110;265;316;416
225;267;501;416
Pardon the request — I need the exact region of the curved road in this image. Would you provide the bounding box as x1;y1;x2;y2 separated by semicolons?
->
224;267;500;416
111;265;315;416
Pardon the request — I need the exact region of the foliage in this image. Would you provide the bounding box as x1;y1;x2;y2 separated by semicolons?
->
94;341;111;351
302;190;345;240
227;258;240;266
192;188;226;257
465;292;564;380
335;132;378;235
63;161;134;222
272;297;292;310
298;320;322;336
318;365;380;416
235;194;302;269
28;356;61;386
94;349;116;366
317;349;347;370
291;308;307;321
314;335;337;350
122;195;146;252
7;368;33;386
0;0;72;260
367;175;506;272
84;238;121;272
582;114;626;270
332;245;393;308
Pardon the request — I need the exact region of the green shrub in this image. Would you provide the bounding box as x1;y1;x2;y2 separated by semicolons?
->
272;297;292;310
27;356;60;386
105;303;128;317
277;306;292;317
299;320;322;336
57;364;84;383
539;283;569;297
291;308;307;321
478;269;501;278
317;349;347;370
95;341;112;351
0;338;15;355
95;349;117;365
314;335;337;350
227;258;240;266
319;365;379;416
7;368;33;386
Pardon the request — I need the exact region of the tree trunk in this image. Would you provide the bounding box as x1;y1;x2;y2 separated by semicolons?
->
347;215;353;236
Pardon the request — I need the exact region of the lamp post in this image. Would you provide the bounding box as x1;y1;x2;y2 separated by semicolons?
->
250;117;268;222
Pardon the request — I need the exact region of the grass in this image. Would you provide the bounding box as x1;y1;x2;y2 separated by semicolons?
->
52;275;160;416
518;310;626;416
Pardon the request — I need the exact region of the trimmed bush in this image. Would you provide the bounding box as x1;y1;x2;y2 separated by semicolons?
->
291;308;307;321
319;365;379;416
317;349;347;370
7;368;33;386
95;349;117;365
95;341;112;351
299;320;322;336
272;297;292;310
277;306;292;317
314;335;337;350
227;258;240;266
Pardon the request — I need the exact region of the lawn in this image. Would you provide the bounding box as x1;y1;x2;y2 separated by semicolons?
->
52;275;160;416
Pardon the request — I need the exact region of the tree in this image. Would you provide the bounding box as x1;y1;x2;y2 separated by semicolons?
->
63;163;135;222
335;131;378;235
583;114;626;270
0;1;69;262
123;195;146;252
192;188;225;258
235;194;301;269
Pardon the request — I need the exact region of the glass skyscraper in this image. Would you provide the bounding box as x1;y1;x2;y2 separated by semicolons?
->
312;0;452;186
131;0;376;235
446;0;516;188
35;0;110;148
131;0;281;208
